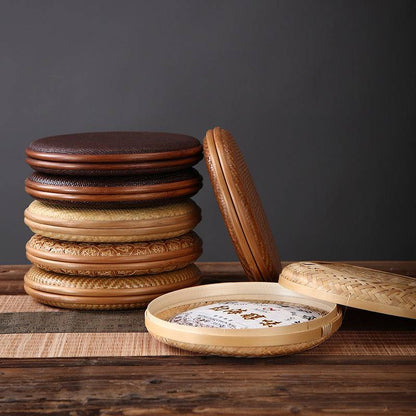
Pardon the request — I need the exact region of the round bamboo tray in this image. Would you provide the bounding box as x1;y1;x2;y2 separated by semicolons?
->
145;282;342;357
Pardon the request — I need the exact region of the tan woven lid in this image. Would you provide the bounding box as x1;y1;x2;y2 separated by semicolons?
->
203;127;281;282
25;199;201;226
24;264;201;311
26;232;202;264
24;199;201;242
279;262;416;319
25;264;201;297
26;232;202;277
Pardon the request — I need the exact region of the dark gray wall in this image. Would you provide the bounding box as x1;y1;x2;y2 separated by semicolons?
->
0;0;415;264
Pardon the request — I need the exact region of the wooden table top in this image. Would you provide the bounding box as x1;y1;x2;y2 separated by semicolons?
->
1;262;415;415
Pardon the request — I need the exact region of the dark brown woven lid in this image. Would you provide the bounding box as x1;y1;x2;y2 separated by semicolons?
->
25;156;203;176
25;169;202;207
203;127;281;282
27;131;202;161
26;169;201;189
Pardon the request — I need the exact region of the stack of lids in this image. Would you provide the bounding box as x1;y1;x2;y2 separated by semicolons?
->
145;127;416;357
24;131;204;309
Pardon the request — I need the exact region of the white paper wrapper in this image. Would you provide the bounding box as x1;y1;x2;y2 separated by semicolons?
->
170;301;322;329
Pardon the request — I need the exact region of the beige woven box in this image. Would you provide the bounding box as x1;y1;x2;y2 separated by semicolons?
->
145;282;343;357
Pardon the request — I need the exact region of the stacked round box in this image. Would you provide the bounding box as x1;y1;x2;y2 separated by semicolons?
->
23;132;203;309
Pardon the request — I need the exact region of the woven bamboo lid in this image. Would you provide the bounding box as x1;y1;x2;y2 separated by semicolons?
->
279;262;416;319
26;232;202;277
25;169;202;206
24;199;201;242
203;127;281;282
24;285;160;310
26;131;202;175
25;265;201;297
24;265;201;310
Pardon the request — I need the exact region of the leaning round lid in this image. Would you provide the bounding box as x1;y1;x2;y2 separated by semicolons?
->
203;127;281;282
279;262;416;319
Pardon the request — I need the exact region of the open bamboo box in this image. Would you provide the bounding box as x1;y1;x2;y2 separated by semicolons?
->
145;127;416;357
146;282;343;356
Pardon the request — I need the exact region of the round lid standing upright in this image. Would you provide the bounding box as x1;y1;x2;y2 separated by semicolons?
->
203;127;281;282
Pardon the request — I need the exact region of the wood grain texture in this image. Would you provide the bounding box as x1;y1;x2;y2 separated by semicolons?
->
0;261;416;416
0;263;415;414
0;355;415;415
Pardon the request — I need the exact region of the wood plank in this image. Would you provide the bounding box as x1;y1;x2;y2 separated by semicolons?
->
1;355;415;415
0;262;415;415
